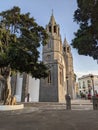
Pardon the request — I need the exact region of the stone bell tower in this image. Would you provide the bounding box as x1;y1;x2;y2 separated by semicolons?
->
39;13;66;102
63;38;75;98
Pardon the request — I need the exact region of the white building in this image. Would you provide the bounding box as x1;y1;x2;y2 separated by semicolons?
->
78;74;98;96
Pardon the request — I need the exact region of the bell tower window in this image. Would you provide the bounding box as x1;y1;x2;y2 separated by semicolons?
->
67;47;69;53
63;47;66;52
49;26;51;33
54;26;56;33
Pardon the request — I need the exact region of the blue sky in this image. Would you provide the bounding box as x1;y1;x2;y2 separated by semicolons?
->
0;0;98;78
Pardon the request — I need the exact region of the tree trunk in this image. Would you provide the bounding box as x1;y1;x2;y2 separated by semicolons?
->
0;67;17;105
3;68;12;105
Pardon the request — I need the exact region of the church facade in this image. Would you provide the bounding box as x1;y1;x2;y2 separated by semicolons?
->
39;13;75;102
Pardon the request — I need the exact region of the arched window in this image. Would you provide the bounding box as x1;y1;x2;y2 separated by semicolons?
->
60;68;63;85
48;39;51;48
48;71;51;84
63;47;66;52
49;26;51;33
87;80;91;84
79;82;81;88
60;71;62;84
54;26;56;33
83;81;85;89
67;47;69;53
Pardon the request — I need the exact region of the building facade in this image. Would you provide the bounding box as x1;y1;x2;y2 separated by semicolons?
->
78;74;98;97
39;13;75;102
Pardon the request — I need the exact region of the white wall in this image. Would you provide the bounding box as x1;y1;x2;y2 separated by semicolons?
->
15;74;40;102
94;77;98;92
28;76;39;102
15;73;23;102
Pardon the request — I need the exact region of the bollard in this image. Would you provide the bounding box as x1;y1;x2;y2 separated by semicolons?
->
93;96;98;110
65;94;71;110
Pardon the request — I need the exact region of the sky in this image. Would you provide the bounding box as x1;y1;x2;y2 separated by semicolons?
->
0;0;98;78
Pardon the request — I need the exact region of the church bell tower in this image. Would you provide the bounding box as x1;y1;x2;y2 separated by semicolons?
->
63;38;75;98
39;13;66;102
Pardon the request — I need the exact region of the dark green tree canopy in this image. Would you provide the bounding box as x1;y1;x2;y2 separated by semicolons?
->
71;0;98;59
0;6;48;78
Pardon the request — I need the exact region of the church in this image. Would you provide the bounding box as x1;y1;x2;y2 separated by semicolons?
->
39;13;75;102
0;13;75;102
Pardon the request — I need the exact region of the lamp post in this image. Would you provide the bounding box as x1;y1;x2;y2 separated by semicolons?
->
90;75;95;96
65;76;71;110
66;76;68;95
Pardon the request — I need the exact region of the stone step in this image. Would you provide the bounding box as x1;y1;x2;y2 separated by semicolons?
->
23;102;66;107
23;101;92;107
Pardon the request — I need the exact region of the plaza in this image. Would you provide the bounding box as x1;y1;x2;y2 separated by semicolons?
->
0;99;98;130
0;1;98;130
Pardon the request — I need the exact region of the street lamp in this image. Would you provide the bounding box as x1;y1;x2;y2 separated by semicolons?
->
66;76;68;95
65;76;71;110
90;74;98;110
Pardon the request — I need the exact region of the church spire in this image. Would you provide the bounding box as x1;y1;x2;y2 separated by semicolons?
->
46;11;60;37
49;10;56;25
63;37;69;47
63;37;71;54
52;9;53;16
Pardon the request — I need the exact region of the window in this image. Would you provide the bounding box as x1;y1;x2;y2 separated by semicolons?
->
60;71;62;84
54;26;56;33
60;68;63;85
67;47;69;53
63;47;65;52
87;80;91;84
87;80;91;88
79;82;81;88
48;39;52;48
82;81;85;89
49;26;51;33
48;71;51;84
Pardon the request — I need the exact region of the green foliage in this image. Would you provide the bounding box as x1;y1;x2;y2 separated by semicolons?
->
0;6;48;78
71;0;98;59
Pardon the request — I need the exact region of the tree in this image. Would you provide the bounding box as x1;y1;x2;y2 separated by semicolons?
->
71;0;98;59
0;6;48;104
